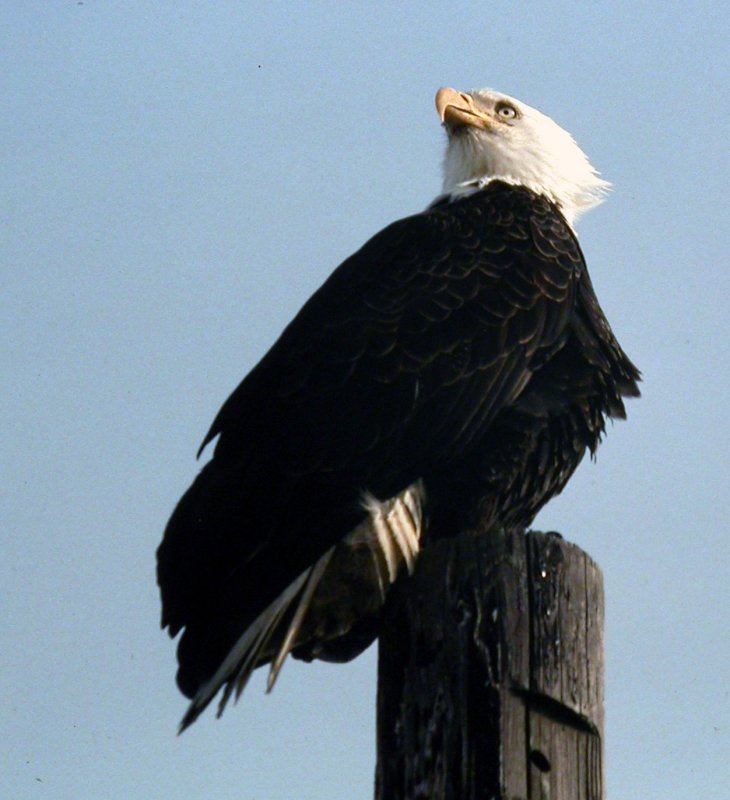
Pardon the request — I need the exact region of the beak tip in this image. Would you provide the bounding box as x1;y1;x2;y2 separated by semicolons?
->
435;86;454;121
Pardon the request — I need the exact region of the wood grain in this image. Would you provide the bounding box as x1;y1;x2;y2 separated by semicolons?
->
375;529;604;800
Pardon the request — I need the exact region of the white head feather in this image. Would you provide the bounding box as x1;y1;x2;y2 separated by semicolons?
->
438;88;610;226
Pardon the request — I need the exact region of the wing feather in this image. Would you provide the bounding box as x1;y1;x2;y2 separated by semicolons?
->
158;182;587;702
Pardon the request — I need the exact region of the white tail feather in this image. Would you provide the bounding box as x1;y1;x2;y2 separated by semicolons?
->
362;480;424;584
388;501;417;573
179;570;309;732
266;548;334;692
371;509;400;582
179;479;425;730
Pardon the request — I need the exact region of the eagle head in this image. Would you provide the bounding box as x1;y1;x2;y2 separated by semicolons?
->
436;87;610;225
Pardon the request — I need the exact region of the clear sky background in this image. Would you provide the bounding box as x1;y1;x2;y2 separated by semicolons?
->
3;2;729;798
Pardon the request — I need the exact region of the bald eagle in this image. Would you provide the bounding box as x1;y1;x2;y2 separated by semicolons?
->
157;87;640;730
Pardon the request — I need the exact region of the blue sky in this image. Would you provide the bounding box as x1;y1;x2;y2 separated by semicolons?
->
3;3;729;798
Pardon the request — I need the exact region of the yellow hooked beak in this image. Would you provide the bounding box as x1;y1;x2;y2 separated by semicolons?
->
435;87;493;131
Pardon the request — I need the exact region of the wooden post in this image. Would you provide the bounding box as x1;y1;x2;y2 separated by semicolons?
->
375;529;604;800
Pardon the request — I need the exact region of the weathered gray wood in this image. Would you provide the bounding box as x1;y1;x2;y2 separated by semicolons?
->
375;529;604;800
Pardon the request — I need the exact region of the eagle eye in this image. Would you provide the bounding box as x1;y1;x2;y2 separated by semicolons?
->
496;102;518;120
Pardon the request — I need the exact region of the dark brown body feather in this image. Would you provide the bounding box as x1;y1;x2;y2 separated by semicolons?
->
157;181;639;702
